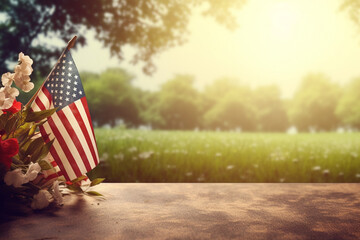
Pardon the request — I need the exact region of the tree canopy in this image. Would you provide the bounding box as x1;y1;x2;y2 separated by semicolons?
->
336;77;360;129
289;73;340;132
0;0;246;77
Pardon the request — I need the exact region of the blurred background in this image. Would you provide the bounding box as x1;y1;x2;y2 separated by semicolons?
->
2;0;360;182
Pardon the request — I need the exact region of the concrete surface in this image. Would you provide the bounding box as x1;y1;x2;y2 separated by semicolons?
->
1;183;360;239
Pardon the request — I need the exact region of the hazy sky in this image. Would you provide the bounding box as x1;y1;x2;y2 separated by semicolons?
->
72;0;360;98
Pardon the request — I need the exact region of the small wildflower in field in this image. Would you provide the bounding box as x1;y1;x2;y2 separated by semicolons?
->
279;178;285;183
322;169;330;176
226;165;234;170
253;164;258;168
186;172;193;177
292;158;298;163
312;166;321;171
114;153;124;160
215;152;222;157
128;146;137;152
138;151;153;159
197;174;205;182
351;152;358;158
166;164;176;169
356;173;360;178
100;152;109;161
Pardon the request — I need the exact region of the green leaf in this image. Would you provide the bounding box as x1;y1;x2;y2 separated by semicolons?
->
86;191;103;196
67;184;83;193
71;175;88;183
4;114;17;135
0;113;10;130
23;136;45;159
25;108;57;122
38;159;52;170
90;178;105;187
38;139;54;160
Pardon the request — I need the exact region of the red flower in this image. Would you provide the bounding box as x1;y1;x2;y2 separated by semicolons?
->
3;100;22;115
0;137;19;170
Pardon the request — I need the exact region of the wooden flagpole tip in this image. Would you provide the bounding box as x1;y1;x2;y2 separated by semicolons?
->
67;36;77;50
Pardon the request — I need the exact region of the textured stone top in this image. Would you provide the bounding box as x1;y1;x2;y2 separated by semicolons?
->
1;183;360;239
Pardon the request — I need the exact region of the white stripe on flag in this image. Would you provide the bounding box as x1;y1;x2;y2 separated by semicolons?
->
38;89;51;109
62;106;97;168
31;88;51;111
43;121;77;180
75;100;99;162
51;111;88;174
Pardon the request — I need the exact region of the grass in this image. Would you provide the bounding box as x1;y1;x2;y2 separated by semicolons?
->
87;128;360;183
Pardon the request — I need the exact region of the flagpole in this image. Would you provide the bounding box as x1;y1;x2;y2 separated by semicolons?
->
25;36;78;108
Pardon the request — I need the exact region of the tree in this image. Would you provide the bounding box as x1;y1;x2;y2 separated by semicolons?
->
204;87;256;131
83;68;140;127
0;0;246;77
253;85;289;131
336;77;360;129
145;75;200;130
289;73;340;131
201;77;240;115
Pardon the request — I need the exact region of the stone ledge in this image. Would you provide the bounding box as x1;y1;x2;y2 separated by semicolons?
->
1;183;360;239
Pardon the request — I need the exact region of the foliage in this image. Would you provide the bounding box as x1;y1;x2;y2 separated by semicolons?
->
0;0;246;76
83;68;141;127
90;128;360;183
289;73;340;132
336;77;360;129
204;87;256;131
253;85;289;132
143;75;200;129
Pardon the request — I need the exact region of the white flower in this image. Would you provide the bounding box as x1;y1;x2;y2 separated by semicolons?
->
13;52;34;92
18;52;33;66
1;72;14;87
31;190;53;210
25;162;41;182
0;91;12;110
15;52;33;76
13;73;34;93
52;181;63;205
1;86;19;98
0;86;19;110
138;151;153;159
226;165;234;170
4;169;26;188
312;166;321;171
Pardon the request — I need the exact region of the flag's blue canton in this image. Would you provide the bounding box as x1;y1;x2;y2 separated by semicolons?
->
44;49;85;111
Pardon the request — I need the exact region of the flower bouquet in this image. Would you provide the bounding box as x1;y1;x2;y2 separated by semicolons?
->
0;42;103;211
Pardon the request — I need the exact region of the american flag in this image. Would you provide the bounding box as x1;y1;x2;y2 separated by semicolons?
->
31;48;99;181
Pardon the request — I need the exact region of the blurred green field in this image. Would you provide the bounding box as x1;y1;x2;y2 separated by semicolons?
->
88;128;360;183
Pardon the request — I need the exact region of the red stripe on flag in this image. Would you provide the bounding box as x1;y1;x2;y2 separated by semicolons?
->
47;115;82;179
56;109;92;172
81;98;98;164
42;87;52;104
69;102;98;166
35;95;46;111
40;125;70;180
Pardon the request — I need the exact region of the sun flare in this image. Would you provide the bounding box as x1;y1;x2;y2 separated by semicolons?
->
268;1;299;41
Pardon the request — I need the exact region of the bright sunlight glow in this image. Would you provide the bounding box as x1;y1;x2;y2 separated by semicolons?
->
269;1;299;41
